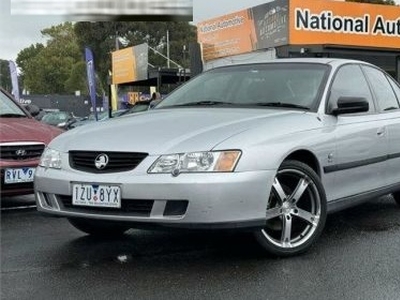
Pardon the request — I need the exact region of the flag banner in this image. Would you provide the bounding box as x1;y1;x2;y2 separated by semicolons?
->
8;60;20;101
85;47;98;120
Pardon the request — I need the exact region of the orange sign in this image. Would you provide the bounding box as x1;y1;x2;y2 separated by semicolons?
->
197;9;258;61
289;0;400;49
127;92;140;105
112;47;137;84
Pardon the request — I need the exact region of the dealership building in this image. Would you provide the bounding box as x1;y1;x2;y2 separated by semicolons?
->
196;0;400;81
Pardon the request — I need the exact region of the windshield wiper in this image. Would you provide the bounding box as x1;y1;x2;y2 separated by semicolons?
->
0;113;28;118
252;102;310;110
174;100;235;107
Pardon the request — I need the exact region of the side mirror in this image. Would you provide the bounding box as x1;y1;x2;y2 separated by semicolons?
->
24;104;40;116
331;97;369;116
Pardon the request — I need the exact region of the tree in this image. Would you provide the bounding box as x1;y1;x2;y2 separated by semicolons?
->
74;22;118;92
15;43;45;91
64;61;87;94
15;21;197;95
346;0;397;5
0;59;12;92
74;21;197;89
16;23;83;94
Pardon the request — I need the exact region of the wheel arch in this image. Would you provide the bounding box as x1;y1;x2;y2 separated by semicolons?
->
283;150;321;177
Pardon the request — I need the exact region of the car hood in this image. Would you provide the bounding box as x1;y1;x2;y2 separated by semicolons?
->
0;117;63;144
51;108;320;154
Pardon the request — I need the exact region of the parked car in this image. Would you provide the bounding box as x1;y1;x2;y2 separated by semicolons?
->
68;102;152;129
34;58;400;256
67;110;123;129
0;88;63;197
41;111;79;130
119;100;153;116
23;105;47;120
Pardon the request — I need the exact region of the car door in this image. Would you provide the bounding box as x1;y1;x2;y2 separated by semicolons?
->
325;64;388;201
361;65;400;188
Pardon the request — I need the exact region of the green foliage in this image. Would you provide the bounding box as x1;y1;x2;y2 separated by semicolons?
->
345;0;397;5
74;21;197;88
16;23;84;94
0;59;12;92
15;21;197;95
15;43;45;89
64;61;87;94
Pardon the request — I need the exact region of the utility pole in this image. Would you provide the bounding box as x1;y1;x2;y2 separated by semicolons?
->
148;45;182;69
115;24;120;51
113;23;119;113
166;30;170;68
182;45;187;65
0;62;2;88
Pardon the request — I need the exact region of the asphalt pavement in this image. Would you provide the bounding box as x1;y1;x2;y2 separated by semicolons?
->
1;195;400;300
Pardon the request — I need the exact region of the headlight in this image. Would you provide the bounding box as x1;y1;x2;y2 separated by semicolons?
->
39;148;62;169
148;150;241;174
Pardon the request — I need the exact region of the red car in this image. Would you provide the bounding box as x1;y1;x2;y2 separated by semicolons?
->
0;88;63;197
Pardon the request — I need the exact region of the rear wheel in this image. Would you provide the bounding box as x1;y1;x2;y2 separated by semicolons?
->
392;192;400;206
67;218;129;236
254;160;327;256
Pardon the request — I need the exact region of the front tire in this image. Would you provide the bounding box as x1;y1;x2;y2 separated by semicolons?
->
68;218;129;236
254;160;327;256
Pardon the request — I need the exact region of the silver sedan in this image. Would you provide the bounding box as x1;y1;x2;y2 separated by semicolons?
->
35;58;400;256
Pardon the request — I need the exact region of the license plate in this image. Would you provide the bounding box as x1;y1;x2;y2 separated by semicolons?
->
72;183;121;208
4;167;35;184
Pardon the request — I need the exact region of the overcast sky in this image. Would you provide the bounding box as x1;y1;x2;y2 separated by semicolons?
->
1;0;399;61
0;0;268;61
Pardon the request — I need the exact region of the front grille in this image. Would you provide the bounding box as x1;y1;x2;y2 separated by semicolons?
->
59;195;154;217
69;151;148;173
0;143;45;160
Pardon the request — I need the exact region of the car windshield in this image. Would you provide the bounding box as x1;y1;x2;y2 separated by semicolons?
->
41;112;70;124
157;63;329;110
0;90;27;118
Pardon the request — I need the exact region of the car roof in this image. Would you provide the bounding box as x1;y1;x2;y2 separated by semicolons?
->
264;57;357;63
272;57;375;66
211;57;375;70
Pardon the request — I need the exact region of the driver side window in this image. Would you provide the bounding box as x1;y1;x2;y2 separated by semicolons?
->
328;64;374;113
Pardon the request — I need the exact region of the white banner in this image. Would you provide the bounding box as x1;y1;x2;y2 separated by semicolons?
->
8;60;20;101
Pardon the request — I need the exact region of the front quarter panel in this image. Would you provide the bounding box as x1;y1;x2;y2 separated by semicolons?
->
215;113;331;171
215;113;340;201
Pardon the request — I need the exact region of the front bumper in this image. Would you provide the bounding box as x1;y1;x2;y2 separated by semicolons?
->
34;165;275;229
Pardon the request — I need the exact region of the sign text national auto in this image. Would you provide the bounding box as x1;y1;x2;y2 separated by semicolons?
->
295;9;400;36
289;0;400;49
